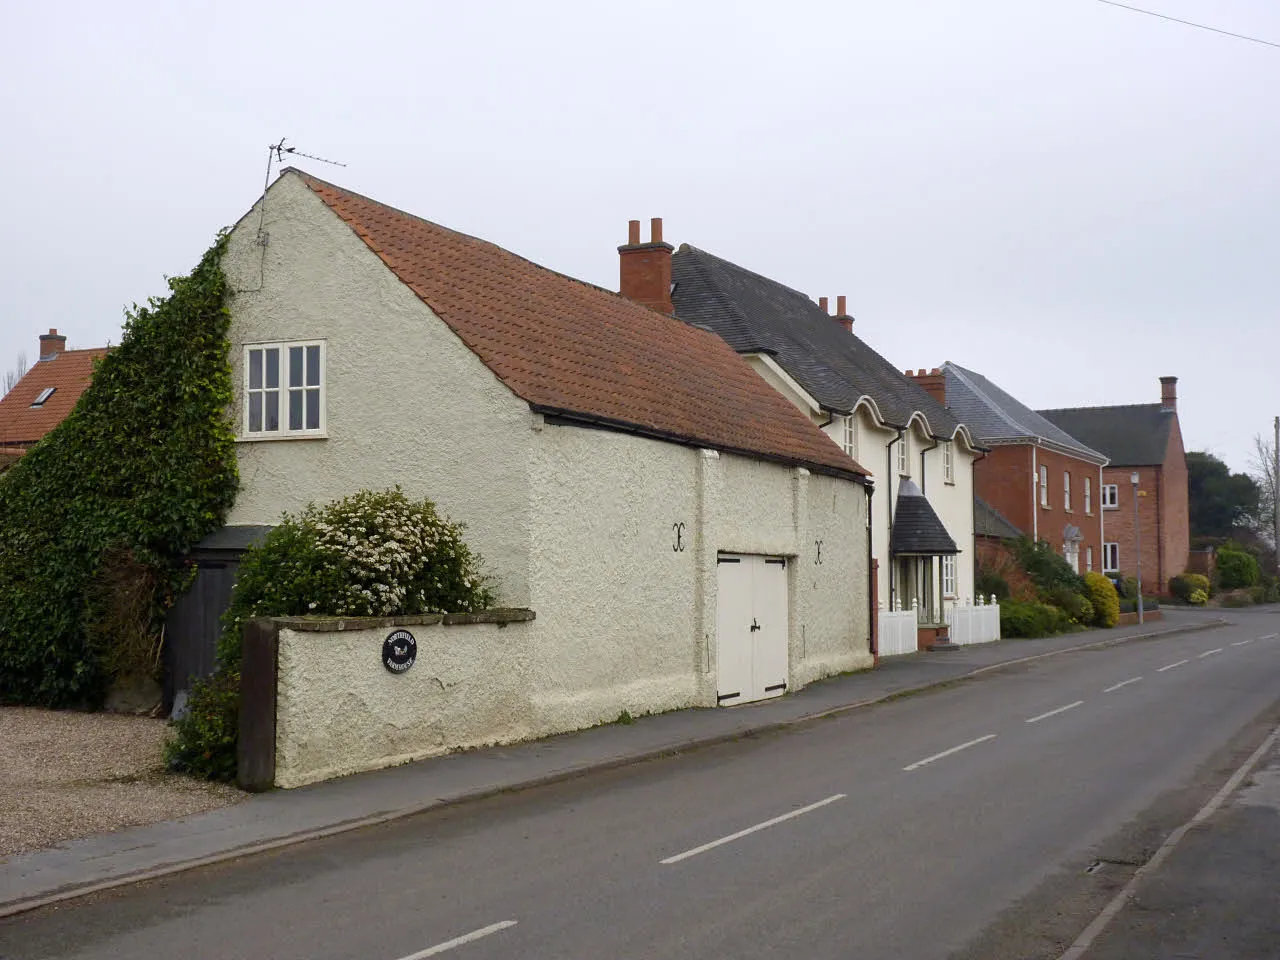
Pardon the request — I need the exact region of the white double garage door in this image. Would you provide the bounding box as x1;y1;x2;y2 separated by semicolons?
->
716;553;789;706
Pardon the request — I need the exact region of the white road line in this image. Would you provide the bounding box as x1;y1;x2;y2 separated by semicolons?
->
1232;639;1254;647
1198;648;1223;658
1026;701;1084;724
903;734;997;772
1261;633;1278;640
1157;659;1190;672
1103;676;1142;693
399;921;519;959
660;794;846;864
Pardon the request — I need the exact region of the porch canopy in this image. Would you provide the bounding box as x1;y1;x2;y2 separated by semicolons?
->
890;479;959;622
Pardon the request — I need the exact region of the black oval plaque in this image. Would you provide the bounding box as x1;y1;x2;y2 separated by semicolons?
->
382;629;417;674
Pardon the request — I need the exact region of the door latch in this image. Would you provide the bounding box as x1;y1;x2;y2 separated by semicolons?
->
750;618;761;632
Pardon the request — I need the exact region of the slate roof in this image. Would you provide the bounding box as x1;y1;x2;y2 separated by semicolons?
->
974;496;1023;540
890;479;959;555
0;346;109;449
942;362;1107;464
290;171;868;482
669;245;966;440
1036;404;1175;467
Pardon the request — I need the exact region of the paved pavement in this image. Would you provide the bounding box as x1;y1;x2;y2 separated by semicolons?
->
0;609;1250;919
4;609;1277;959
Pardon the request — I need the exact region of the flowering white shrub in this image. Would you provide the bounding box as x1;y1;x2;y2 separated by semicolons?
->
218;488;492;667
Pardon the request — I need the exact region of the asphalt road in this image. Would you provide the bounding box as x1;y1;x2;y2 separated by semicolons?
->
4;614;1279;960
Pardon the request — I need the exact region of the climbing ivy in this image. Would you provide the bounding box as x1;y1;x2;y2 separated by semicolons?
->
0;234;238;707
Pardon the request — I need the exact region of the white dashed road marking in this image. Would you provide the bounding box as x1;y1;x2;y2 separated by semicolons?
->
1157;659;1190;672
660;794;846;864
903;734;997;772
1026;701;1084;724
1198;648;1223;658
1232;640;1254;647
1104;677;1142;693
399;921;519;958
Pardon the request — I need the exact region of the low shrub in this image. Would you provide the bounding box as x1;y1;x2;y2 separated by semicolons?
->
1014;537;1085;595
1000;599;1072;638
1217;545;1260;590
976;567;1010;601
163;671;240;782
1189;588;1209;605
1119;596;1160;614
1044;586;1094;624
1084;571;1120;628
1249;585;1268;604
1170;573;1211;604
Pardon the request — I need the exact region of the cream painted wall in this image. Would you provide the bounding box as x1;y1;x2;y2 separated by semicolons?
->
274;619;534;788
222;173;536;604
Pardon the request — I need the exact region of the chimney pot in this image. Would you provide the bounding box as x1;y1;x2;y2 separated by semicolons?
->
818;297;829;313
39;327;66;361
836;295;847;316
618;216;675;314
650;217;663;244
627;220;641;245
1160;375;1178;412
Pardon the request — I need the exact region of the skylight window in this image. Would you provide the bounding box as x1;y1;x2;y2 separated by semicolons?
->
30;387;56;408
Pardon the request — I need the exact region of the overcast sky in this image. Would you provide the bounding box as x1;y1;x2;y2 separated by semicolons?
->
3;0;1276;472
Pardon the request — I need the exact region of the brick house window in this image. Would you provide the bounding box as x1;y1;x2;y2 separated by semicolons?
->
1085;477;1092;514
1064;471;1071;511
244;341;326;438
1086;546;1093;572
1039;465;1048;507
1103;542;1119;573
842;415;857;460
942;555;956;597
898;434;909;476
1102;484;1119;509
943;440;954;483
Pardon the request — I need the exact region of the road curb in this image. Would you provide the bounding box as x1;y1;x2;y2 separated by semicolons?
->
0;616;1230;920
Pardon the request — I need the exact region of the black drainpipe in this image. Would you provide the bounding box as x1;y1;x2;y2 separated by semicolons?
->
886;428;904;607
865;481;875;656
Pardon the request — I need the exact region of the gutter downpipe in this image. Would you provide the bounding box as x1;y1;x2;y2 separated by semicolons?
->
866;481;876;658
919;433;942;623
1031;443;1039;542
886;428;905;608
972;444;989;599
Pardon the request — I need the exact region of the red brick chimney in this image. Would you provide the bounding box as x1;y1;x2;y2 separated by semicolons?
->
39;328;66;361
834;295;853;333
1160;375;1178;412
619;218;674;314
907;367;947;406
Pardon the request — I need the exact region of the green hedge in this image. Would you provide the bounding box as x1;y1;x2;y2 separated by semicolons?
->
0;236;237;707
1217;545;1260;590
1000;599;1073;638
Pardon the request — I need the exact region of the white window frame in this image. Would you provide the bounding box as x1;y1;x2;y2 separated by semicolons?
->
941;555;956;597
842;414;858;460
30;387;56;407
1039;464;1048;507
1103;542;1120;573
1086;546;1094;572
1102;483;1119;510
943;440;954;483
1084;477;1092;514
1064;471;1071;511
242;340;327;440
897;434;909;476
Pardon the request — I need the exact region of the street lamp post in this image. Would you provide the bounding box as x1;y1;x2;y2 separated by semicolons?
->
1131;472;1143;625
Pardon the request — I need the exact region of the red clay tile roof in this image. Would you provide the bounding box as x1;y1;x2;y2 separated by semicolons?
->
0;347;109;448
288;170;869;482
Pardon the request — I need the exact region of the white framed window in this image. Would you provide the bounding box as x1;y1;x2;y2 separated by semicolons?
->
1103;542;1119;573
244;340;326;438
1085;477;1092;514
942;555;956;597
897;434;909;475
1102;483;1119;509
30;387;56;408
943;440;954;483
1064;471;1071;511
1086;546;1094;572
1039;465;1048;507
842;414;858;460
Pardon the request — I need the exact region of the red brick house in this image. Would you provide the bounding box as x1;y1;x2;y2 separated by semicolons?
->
0;329;107;461
911;363;1109;576
1039;377;1189;595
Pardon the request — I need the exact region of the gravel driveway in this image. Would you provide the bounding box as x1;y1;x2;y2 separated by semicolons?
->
0;707;242;859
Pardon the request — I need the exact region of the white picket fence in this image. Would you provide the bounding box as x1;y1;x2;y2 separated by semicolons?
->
878;595;1002;656
945;596;1002;646
878;602;920;657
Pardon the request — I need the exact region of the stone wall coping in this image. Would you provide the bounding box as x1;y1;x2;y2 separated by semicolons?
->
272;608;536;632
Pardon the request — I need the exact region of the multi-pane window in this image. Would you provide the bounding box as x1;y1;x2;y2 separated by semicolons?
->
1064;471;1071;511
1102;483;1119;509
1085;477;1092;514
942;555;956;597
1103;542;1120;572
842;414;858;460
245;341;325;438
1039;465;1048;506
1086;546;1094;572
897;434;909;475
943;441;954;483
